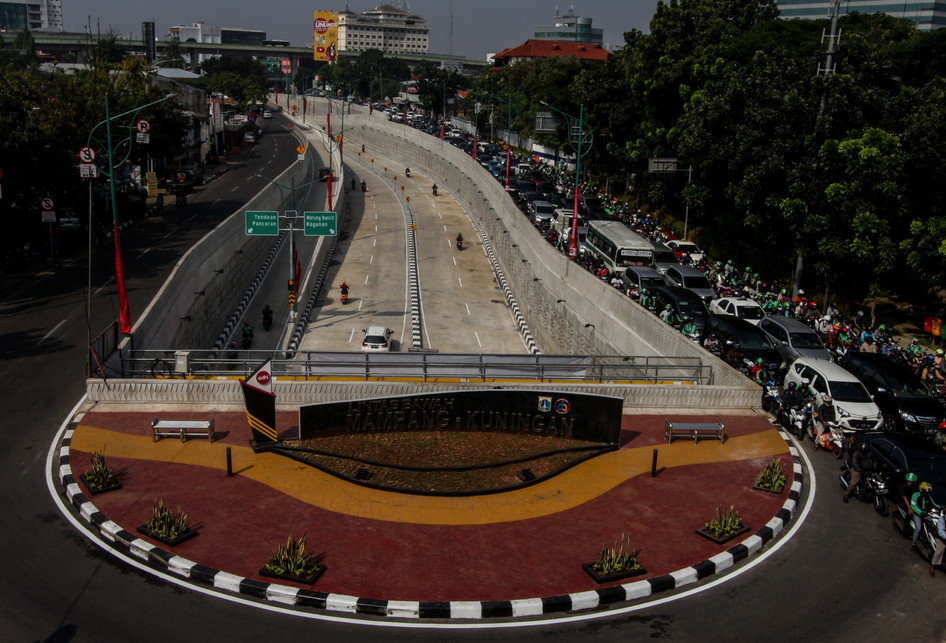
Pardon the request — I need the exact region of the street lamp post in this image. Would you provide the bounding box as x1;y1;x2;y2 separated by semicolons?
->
88;92;176;335
539;100;592;260
256;173;326;321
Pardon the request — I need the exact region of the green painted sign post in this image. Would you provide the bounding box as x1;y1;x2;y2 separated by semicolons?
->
245;210;279;236
303;211;337;237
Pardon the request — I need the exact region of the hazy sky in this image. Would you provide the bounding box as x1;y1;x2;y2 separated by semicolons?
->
65;1;660;60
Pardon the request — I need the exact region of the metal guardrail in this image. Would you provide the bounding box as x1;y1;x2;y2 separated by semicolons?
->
116;350;713;384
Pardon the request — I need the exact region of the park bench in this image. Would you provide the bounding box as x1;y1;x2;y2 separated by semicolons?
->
664;420;725;444
151;417;215;443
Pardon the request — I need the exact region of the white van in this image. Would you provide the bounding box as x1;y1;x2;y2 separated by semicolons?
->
783;358;883;431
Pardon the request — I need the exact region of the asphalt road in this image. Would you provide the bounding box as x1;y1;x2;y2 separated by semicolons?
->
3;111;944;640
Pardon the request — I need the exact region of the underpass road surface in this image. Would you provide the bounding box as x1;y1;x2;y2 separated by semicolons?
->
298;146;526;354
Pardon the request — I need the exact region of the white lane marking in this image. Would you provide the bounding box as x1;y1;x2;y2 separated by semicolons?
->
348;328;355;343
187;214;199;222
37;319;66;346
453;256;457;266
369;256;374;264
164;228;180;239
474;331;483;347
465;303;472;316
231;186;240;192
364;275;370;285
214;199;221;205
136;248;151;260
457;277;464;288
94;276;115;294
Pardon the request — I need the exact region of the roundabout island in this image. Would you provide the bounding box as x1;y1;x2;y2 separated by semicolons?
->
53;399;803;621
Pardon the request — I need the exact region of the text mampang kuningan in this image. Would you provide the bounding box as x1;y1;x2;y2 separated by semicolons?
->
345;399;574;437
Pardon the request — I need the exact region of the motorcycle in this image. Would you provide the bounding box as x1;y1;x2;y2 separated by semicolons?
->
241;332;253;349
262;314;273;332
432;184;439;196
780;399;813;441
351;178;356;191
405;167;411;178
761;380;782;414
893;505;942;564
809;418;847;458
839;462;889;516
360;180;367;192
456;234;463;251
340;285;350;304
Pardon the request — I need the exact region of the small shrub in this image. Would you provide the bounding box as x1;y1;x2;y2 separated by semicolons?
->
704;505;744;538
590;533;641;576
83;449;118;491
264;532;322;578
143;499;190;541
755;457;787;491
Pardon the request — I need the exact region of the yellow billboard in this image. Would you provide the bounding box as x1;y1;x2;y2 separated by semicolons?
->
313;11;338;62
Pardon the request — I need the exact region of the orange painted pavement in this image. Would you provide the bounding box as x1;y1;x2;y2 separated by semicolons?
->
71;423;786;526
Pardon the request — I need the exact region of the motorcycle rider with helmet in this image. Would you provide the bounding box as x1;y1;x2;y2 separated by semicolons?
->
812;394;837;438
843;442;877;503
681;316;699;339
910;481;943;548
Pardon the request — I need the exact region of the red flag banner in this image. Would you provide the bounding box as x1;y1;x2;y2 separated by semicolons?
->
113;221;131;334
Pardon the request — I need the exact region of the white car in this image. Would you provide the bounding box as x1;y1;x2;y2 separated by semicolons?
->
783;358;883;432
263;109;273;119
709;296;766;325
361;326;393;352
667;239;705;263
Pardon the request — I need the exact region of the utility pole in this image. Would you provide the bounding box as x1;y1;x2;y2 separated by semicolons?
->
793;0;843;300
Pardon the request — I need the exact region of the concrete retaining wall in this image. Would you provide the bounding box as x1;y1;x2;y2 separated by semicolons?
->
129;131;315;351
86;378;761;411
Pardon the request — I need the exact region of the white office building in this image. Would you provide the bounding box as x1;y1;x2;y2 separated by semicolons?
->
778;1;946;31
338;4;429;54
0;0;63;32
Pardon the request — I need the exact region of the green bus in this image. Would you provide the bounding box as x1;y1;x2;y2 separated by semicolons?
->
583;220;654;271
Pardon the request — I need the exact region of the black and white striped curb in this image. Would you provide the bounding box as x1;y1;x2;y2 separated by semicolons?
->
56;423;803;620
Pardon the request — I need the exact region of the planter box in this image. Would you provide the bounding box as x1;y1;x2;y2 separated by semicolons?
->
259;565;326;586
136;526;199;547
80;473;121;495
581;562;646;584
695;524;751;545
752;483;786;495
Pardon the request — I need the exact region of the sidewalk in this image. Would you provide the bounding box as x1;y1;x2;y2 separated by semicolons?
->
61;407;799;611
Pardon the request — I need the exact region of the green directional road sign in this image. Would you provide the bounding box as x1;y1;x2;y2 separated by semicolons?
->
245;210;279;236
303;211;338;237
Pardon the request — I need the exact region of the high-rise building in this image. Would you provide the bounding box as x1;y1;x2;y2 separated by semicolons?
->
533;6;603;44
778;0;946;31
0;0;63;32
337;4;429;55
167;22;266;46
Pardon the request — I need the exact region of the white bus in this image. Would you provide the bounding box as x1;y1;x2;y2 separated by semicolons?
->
583;220;654;271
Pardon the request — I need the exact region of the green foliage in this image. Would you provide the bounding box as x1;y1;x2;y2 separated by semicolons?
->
590;533;642;576
264;532;322;578
143;499;190;540
704;505;744;537
755;457;787;491
83;450;118;491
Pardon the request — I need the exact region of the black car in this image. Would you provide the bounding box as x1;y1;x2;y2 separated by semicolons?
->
839;352;946;434
652;286;709;332
701;314;783;371
859;432;946;506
